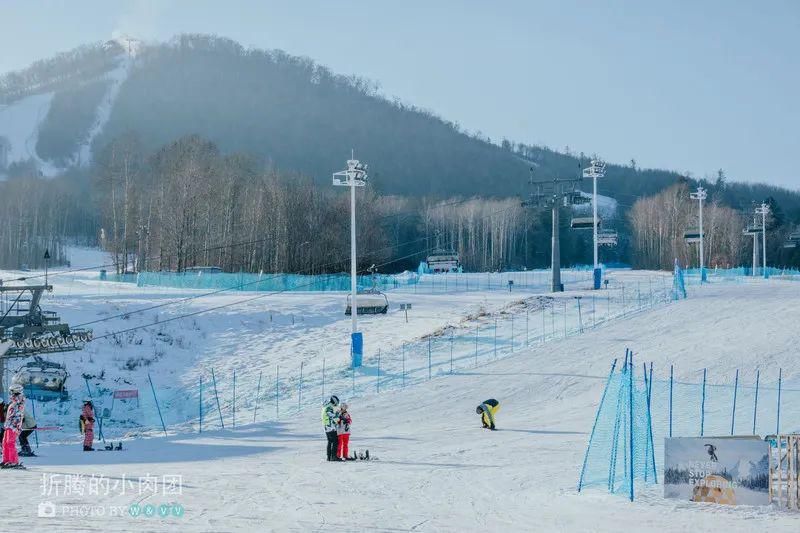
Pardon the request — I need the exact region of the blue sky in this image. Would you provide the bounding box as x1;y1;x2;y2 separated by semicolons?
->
2;1;798;189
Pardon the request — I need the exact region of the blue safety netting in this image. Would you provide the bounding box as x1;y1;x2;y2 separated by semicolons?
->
578;356;657;500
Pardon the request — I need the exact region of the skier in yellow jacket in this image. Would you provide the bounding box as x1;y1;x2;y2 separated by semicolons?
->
476;398;499;430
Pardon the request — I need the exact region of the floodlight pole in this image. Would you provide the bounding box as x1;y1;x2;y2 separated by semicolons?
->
756;203;769;278
349;175;357;333
333;152;368;368
690;186;707;282
583;160;605;289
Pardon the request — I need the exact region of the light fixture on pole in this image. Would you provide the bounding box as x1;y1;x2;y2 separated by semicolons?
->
755;202;770;279
582;159;606;290
333;152;368;368
689;186;708;282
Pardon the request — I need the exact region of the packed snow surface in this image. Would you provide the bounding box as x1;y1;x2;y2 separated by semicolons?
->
0;259;798;532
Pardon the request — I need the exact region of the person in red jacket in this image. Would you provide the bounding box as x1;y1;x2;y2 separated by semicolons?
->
2;385;25;468
80;399;95;451
336;403;352;460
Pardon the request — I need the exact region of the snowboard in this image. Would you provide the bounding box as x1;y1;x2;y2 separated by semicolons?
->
0;463;26;470
345;449;376;461
87;442;124;451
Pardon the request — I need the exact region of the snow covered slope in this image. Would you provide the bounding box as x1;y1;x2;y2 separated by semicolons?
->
0;271;798;531
0;92;54;168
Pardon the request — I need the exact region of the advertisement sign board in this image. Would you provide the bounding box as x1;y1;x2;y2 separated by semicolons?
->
664;437;769;505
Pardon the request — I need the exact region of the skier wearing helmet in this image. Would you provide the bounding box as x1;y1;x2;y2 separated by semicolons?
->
79;398;95;451
336;402;352;460
2;384;25;468
476;398;500;430
321;395;340;461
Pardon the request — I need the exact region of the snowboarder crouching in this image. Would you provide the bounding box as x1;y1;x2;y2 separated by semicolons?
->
476;399;500;430
322;395;340;461
80;399;95;451
337;403;352;460
2;385;25;467
18;410;36;457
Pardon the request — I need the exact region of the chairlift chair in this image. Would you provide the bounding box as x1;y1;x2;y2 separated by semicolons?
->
425;249;461;273
571;217;600;230
345;289;389;315
11;356;69;401
742;224;763;236
683;228;703;243
597;229;618;246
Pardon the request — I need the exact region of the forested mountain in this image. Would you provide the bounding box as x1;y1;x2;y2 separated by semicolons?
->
0;34;798;272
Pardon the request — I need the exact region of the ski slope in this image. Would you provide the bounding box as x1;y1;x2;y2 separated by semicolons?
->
0;263;799;531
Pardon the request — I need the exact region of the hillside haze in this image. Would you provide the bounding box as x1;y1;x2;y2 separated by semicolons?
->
1;34;799;273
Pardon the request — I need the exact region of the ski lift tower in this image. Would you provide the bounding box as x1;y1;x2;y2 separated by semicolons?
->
522;168;588;292
690;186;708;282
756;202;770;279
333;152;368;368
582;159;606;289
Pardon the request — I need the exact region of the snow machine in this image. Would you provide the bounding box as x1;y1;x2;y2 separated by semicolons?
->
345;289;389;315
11;356;69;401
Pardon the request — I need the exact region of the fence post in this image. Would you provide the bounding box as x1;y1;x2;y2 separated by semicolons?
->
275;365;279;420
526;307;529;346
493;318;498;359
628;354;635;502
147;373;168;437
475;324;479;367
700;368;707;437
777;368;782;434
253;370;262;424
450;331;454;374
731;369;739;435
233;369;236;428
402;343;406;387
542;308;546;343
669;364;673;438
299;361;304;410
211;367;224;429
753;369;760;435
199;376;203;433
352;362;356;397
577;358;618;492
511;314;514;353
428;337;432;380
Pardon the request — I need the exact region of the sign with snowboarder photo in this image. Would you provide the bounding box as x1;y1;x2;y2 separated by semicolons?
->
664;437;769;505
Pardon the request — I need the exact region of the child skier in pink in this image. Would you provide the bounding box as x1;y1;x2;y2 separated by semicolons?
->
337;403;352;460
2;385;25;468
80;399;95;451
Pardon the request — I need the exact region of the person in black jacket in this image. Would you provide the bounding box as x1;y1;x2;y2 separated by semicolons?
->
0;400;5;445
